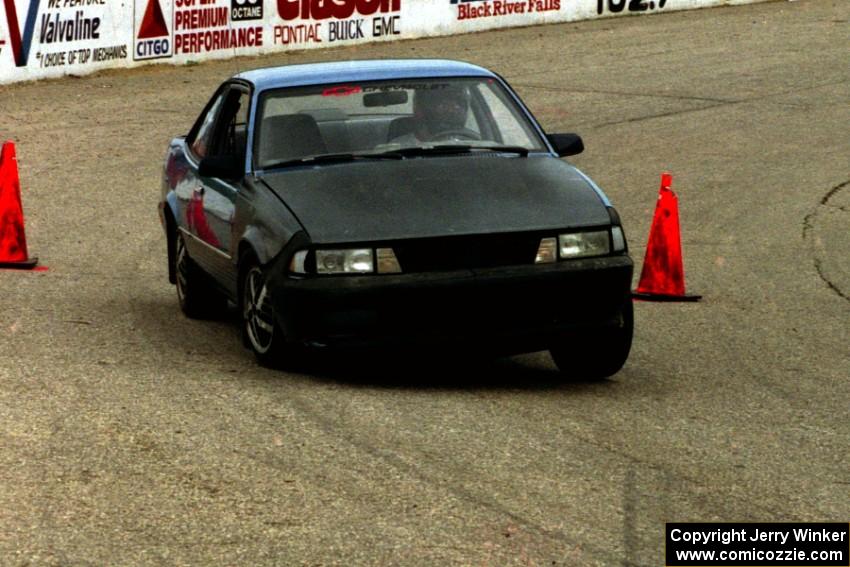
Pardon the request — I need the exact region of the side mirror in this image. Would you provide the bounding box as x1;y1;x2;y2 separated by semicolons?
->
198;154;242;180
546;133;584;157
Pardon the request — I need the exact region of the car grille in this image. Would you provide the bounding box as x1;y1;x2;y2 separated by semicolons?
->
392;232;544;272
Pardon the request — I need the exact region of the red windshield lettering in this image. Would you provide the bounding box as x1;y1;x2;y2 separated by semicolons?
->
322;85;362;97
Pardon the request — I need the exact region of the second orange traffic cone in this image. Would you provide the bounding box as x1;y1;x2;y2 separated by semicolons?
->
0;140;39;269
632;172;700;302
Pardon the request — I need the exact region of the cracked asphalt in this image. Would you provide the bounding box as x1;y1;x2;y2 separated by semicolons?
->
0;0;848;564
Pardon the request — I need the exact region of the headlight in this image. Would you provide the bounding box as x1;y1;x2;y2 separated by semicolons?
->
558;230;610;259
290;247;403;275
316;249;374;274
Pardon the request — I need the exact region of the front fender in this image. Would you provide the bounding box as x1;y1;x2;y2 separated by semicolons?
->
233;175;306;266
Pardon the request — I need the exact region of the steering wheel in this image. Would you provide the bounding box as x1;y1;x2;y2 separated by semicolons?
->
429;128;481;142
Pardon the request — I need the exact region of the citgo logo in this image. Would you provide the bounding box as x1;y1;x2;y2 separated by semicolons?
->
134;0;172;60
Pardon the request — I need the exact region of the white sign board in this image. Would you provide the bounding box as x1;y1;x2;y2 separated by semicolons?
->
0;0;765;84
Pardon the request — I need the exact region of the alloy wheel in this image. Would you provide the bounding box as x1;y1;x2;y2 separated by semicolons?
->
243;266;275;354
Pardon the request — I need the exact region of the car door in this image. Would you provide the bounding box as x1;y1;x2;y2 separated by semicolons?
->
180;86;226;275
192;84;251;293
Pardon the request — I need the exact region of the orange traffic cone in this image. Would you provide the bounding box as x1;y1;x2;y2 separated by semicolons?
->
632;173;700;301
0;141;39;269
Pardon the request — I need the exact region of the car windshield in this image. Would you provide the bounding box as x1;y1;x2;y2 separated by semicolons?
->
253;77;548;169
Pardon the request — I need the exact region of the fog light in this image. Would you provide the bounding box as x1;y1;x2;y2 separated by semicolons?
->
612;226;626;252
376;248;402;273
289;250;308;274
535;237;557;264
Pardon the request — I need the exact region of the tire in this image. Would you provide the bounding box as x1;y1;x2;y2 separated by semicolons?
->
240;258;295;368
174;232;226;319
549;299;634;380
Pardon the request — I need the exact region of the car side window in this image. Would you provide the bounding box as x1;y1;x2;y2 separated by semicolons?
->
190;91;226;159
215;89;250;161
475;83;537;147
464;96;486;137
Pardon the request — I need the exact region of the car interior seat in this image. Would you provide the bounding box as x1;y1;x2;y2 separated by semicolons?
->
258;114;328;167
299;109;350;154
386;116;416;142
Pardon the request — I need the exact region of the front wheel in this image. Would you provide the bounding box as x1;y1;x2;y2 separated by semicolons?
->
240;261;298;368
549;300;633;380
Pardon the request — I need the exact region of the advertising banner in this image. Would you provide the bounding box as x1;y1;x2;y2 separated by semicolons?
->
1;0;766;84
1;0;129;82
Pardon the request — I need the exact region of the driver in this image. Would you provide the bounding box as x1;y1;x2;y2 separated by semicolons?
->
391;85;474;144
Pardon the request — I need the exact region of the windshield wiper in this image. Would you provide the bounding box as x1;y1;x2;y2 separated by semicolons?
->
474;145;531;156
263;151;403;170
262;145;530;169
375;145;530;158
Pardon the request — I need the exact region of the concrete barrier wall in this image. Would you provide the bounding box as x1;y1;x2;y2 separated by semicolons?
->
0;0;764;84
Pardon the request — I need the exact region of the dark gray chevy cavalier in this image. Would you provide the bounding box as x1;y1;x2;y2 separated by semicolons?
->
158;59;634;378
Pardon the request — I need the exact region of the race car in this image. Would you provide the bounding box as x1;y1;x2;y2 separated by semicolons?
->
158;59;634;378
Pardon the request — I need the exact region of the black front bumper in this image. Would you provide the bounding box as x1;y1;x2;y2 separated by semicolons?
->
268;255;633;354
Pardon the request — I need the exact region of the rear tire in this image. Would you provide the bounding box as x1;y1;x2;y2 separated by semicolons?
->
175;233;226;319
549;299;633;380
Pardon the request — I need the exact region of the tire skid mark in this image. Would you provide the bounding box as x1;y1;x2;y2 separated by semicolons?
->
512;83;734;104
254;386;797;565
254;389;630;565
621;467;639;567
593;102;728;128
523;78;849;129
552;418;806;522
819;179;850;207
802;179;850;303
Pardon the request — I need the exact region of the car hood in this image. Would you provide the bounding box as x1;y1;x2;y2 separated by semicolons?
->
260;155;611;243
